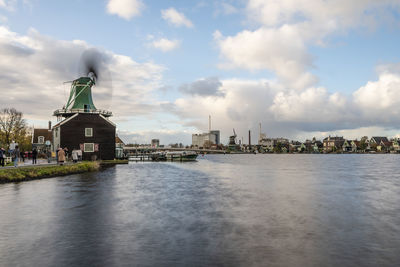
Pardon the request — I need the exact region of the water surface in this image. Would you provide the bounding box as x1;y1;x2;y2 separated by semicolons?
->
1;154;399;266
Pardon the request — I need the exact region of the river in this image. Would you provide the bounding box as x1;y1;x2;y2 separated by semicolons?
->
1;154;400;266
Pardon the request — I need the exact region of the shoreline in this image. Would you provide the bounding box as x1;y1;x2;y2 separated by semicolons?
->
0;160;128;184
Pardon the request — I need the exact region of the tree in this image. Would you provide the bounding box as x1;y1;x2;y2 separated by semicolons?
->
273;142;282;153
359;141;368;151
0;108;29;150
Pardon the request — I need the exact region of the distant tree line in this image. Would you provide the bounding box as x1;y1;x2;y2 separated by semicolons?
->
0;108;31;151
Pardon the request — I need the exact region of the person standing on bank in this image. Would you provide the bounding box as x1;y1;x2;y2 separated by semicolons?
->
32;148;37;164
32;148;38;164
0;148;5;167
58;148;66;165
20;150;25;163
13;146;20;167
72;150;78;163
46;150;51;163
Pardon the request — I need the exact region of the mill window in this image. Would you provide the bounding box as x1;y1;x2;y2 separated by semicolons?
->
84;143;94;152
85;128;93;137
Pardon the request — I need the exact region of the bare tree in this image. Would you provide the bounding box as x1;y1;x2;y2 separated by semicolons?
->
0;108;28;148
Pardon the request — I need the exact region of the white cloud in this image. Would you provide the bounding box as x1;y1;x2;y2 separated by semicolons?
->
246;0;400;30
214;2;238;16
106;0;144;20
270;87;349;123
0;0;16;11
214;26;317;89
161;8;193;28
0;15;7;23
151;38;180;52
214;0;400;91
179;77;224;97
220;2;238;15
168;61;400;143
0;26;164;124
353;64;400;122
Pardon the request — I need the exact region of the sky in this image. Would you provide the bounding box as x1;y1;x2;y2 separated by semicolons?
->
1;0;400;145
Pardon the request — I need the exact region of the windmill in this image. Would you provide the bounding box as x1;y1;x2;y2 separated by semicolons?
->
54;49;112;119
52;49;116;161
229;128;237;145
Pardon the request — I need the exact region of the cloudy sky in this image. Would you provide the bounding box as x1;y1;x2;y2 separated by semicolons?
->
1;0;400;145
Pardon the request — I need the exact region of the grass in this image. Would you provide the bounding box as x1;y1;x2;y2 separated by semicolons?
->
100;159;128;165
0;161;100;183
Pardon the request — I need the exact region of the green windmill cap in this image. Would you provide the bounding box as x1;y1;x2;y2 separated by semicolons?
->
70;77;97;110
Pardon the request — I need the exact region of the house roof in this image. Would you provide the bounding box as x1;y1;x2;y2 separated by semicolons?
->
371;136;389;144
116;136;125;144
323;136;344;141
53;113;79;128
381;141;392;147
33;128;52;144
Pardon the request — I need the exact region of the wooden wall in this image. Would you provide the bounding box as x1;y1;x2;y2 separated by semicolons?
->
60;114;116;160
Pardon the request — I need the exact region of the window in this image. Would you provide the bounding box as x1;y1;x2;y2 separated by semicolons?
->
38;136;45;144
84;143;94;152
85;128;93;137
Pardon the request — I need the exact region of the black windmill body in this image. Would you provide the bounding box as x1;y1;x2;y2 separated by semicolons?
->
52;50;116;160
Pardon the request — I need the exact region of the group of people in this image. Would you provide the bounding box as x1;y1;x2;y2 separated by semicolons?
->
56;148;81;164
0;146;41;167
10;146;38;167
0;146;80;167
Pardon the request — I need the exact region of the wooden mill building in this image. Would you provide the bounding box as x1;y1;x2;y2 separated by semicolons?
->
52;76;116;160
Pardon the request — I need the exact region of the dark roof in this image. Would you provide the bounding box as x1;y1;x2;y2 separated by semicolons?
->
371;137;389;144
381;141;392;147
323;136;344;141
33;128;52;144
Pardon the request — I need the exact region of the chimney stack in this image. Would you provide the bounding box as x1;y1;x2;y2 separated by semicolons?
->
249;130;251;148
48;121;51;130
209;115;211;132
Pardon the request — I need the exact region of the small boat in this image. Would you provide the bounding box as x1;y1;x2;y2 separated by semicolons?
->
128;154;152;161
150;152;167;161
166;151;198;161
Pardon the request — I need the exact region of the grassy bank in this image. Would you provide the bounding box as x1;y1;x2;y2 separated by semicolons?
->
0;162;100;183
100;159;129;166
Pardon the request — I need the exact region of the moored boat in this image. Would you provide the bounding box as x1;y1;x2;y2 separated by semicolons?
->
166;151;198;161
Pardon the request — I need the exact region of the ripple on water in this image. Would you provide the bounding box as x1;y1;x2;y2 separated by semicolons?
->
0;154;400;266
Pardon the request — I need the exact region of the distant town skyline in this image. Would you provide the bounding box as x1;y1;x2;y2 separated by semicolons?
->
1;0;400;145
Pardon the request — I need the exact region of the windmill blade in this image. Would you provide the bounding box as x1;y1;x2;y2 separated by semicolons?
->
78;48;113;110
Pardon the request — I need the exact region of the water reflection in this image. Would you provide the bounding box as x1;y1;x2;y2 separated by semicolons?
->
1;155;400;266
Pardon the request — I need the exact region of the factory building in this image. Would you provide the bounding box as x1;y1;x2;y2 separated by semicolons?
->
192;116;220;148
192;131;219;148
